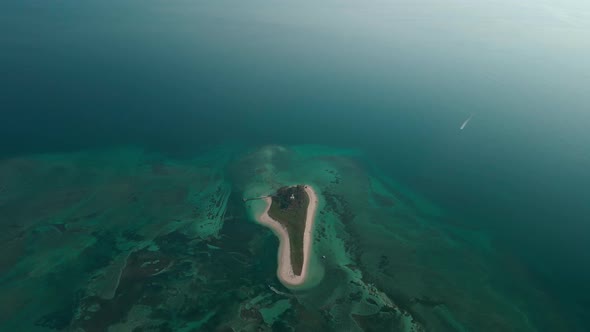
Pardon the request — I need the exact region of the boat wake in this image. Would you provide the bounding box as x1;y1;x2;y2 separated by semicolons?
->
460;114;473;130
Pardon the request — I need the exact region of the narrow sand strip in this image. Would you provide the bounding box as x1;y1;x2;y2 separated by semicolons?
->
257;185;318;287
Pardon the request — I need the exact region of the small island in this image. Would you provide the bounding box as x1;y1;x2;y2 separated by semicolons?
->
256;185;318;286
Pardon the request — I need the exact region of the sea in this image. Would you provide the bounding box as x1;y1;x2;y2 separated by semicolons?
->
1;0;589;331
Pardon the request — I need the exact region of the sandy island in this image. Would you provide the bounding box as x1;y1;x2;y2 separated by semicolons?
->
257;185;318;287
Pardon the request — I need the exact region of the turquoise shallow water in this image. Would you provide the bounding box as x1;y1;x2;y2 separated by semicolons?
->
0;145;584;331
1;0;589;330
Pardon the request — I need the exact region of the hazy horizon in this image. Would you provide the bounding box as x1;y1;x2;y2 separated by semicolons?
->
1;1;589;330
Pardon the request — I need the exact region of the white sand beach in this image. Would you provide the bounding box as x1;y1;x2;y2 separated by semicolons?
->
257;185;318;287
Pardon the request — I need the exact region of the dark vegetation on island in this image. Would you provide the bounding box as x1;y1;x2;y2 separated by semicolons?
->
267;185;309;276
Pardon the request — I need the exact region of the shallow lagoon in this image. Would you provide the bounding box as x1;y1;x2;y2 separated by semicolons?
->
0;145;576;331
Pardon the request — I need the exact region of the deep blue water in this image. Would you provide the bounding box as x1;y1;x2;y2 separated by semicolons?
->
2;0;589;329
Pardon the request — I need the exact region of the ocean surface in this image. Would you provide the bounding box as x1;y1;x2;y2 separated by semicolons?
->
1;0;589;331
